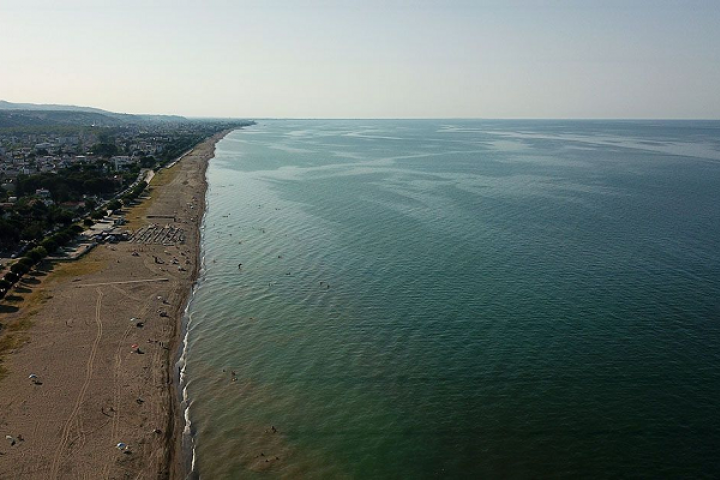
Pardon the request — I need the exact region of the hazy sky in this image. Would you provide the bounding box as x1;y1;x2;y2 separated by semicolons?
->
1;0;719;118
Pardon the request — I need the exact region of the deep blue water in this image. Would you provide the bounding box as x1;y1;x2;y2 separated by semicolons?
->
182;120;720;479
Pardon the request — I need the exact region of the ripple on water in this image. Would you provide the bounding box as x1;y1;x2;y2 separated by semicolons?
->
185;120;720;479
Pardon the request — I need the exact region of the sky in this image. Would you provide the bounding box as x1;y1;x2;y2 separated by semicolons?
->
1;0;719;119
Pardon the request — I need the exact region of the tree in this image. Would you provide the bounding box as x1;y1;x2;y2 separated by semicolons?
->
4;272;18;284
40;239;57;253
18;257;35;267
52;232;70;246
107;199;122;211
55;209;75;225
27;246;47;262
83;218;94;227
0;279;11;291
20;223;45;241
0;219;21;248
10;263;29;275
140;156;156;168
93;143;119;158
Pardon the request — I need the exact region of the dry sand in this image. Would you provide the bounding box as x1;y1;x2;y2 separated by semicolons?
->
0;131;230;479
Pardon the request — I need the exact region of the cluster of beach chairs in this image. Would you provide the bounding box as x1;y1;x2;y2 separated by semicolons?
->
131;224;186;245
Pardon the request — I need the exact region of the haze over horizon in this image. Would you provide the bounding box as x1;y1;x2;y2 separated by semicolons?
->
2;0;719;119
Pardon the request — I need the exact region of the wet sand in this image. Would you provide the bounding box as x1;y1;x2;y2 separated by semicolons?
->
0;131;230;479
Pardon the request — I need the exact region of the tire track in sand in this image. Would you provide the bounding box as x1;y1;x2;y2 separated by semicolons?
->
99;319;132;480
102;312;134;477
102;285;158;479
50;288;104;479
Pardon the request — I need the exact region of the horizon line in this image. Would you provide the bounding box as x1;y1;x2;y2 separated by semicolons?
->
189;116;720;122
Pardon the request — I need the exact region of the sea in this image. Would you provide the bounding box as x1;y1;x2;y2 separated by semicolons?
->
180;120;720;479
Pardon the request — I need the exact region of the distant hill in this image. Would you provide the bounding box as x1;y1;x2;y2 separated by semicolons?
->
0;100;186;127
0;110;121;128
0;100;113;114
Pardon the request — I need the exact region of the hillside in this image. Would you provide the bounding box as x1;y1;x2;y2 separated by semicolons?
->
0;101;186;126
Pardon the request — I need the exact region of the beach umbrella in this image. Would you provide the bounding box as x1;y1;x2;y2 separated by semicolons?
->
131;343;139;349
28;374;38;379
116;442;127;450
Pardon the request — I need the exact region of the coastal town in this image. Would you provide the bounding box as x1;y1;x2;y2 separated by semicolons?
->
0;115;252;264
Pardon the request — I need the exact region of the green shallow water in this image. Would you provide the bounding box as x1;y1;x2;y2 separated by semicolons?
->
182;120;720;479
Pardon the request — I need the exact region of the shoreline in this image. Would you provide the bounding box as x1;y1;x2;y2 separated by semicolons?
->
165;129;231;480
168;130;230;480
0;129;234;479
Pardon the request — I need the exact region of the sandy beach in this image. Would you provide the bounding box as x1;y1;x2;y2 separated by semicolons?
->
0;131;230;479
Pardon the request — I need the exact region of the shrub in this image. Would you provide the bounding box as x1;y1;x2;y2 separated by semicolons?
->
18;257;35;267
28;246;47;260
4;272;19;284
10;263;30;275
57;210;74;225
40;239;58;253
53;233;70;246
0;279;11;291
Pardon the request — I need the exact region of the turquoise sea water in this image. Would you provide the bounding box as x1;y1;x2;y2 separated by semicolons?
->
182;120;720;479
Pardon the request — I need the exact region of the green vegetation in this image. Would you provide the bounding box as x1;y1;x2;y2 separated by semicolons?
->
158;135;203;166
91;143;119;157
16;164;132;202
27;246;48;262
0;200;79;250
121;180;148;203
